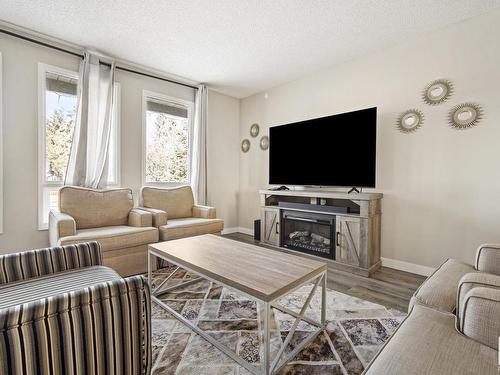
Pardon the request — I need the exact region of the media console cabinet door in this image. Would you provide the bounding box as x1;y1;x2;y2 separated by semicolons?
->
336;216;361;267
261;207;280;246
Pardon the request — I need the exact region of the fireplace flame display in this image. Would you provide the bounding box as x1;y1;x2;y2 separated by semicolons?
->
281;211;335;260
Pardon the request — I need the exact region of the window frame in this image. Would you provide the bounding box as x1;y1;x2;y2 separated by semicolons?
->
37;63;121;229
141;90;194;187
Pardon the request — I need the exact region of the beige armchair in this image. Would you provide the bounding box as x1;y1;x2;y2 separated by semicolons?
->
49;186;158;276
139;185;224;241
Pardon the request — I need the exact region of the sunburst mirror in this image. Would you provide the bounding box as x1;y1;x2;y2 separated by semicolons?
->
423;79;453;105
241;139;250;153
397;109;424;133
449;103;483;129
250;123;260;138
260;135;269;150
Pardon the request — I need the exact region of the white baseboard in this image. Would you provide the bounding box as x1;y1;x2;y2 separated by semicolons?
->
222;227;255;236
381;257;434;276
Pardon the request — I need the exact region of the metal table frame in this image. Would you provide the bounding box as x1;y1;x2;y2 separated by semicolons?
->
148;249;327;375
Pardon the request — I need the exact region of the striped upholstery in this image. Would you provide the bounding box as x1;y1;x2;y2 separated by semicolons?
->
0;242;102;284
0;266;121;310
0;243;151;375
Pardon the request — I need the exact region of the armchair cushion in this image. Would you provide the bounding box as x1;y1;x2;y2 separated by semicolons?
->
459;287;500;350
475;243;500;275
141;185;194;219
159;217;224;241
0;242;102;285
0;265;120;309
59;226;158;252
59;186;134;229
193;204;216;219
138;207;168;227
457;272;500;319
48;210;76;246
409;259;475;313
128;208;153;227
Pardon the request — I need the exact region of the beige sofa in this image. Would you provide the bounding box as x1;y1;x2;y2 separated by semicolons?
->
49;186;158;276
364;244;500;374
139;185;224;240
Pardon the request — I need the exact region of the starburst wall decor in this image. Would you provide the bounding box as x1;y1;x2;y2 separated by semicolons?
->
448;102;483;129
422;79;454;105
396;109;425;133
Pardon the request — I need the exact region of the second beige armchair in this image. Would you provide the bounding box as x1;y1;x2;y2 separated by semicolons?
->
140;185;224;240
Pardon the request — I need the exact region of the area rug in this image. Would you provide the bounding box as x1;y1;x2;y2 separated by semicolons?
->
149;266;406;375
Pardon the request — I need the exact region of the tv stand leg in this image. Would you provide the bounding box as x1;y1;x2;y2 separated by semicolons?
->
348;187;360;194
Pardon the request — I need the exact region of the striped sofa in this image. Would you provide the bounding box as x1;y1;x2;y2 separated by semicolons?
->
0;242;151;375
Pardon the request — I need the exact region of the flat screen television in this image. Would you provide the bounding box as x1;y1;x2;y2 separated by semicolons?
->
269;107;377;187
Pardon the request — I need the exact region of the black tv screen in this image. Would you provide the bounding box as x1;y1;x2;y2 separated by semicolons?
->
269;107;377;187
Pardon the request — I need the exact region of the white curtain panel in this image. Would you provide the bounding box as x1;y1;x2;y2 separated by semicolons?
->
65;52;115;188
190;85;208;205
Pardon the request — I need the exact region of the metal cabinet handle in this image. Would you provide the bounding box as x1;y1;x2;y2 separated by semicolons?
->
336;231;340;246
276;222;279;234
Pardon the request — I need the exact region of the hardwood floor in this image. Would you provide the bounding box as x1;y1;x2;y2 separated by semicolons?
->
223;232;426;312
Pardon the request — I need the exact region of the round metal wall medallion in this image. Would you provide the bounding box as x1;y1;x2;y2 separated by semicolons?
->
260;135;269;150
449;103;483;129
423;79;453;105
241;139;250;152
250;123;260;137
397;109;424;133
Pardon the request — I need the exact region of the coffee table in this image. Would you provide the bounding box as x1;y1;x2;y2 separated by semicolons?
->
148;234;327;375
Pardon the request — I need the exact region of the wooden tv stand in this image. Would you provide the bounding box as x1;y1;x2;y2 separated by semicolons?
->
259;189;382;277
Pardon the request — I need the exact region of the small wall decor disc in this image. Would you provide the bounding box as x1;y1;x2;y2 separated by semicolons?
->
241;139;250;152
423;79;453;105
260;135;269;150
397;109;424;133
449;102;483;129
250;123;260;138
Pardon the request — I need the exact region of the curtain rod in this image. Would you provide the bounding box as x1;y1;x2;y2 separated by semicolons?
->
0;28;199;90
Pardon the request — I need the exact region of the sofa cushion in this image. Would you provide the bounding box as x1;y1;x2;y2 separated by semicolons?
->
59;225;158;252
0;266;120;310
364;304;498;375
142;186;194;219
59;186;134;229
409;259;475;313
159;217;224;241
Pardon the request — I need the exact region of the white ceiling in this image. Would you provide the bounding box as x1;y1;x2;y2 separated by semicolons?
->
1;0;500;98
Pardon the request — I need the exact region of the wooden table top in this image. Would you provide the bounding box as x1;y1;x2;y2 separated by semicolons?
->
149;234;327;302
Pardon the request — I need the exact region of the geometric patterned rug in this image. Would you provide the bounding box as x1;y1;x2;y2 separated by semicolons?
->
149;266;406;375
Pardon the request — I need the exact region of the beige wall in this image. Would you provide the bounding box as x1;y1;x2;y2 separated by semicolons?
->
239;10;500;269
0;34;240;253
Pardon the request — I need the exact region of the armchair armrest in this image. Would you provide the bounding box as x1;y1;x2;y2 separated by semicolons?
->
475;243;500;275
128;208;153;227
0;242;102;284
49;209;76;246
458;287;500;350
138;207;167;227
193;204;216;219
0;275;151;374
457;272;500;319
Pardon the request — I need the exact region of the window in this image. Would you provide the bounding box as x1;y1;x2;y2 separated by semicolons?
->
38;64;120;229
142;91;194;185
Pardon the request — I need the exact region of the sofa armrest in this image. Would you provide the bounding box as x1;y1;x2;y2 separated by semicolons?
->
458;287;500;350
49;209;76;246
193;205;216;219
457;272;500;320
475;243;500;275
128;208;153;227
138;207;167;227
0;275;151;374
0;242;102;284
